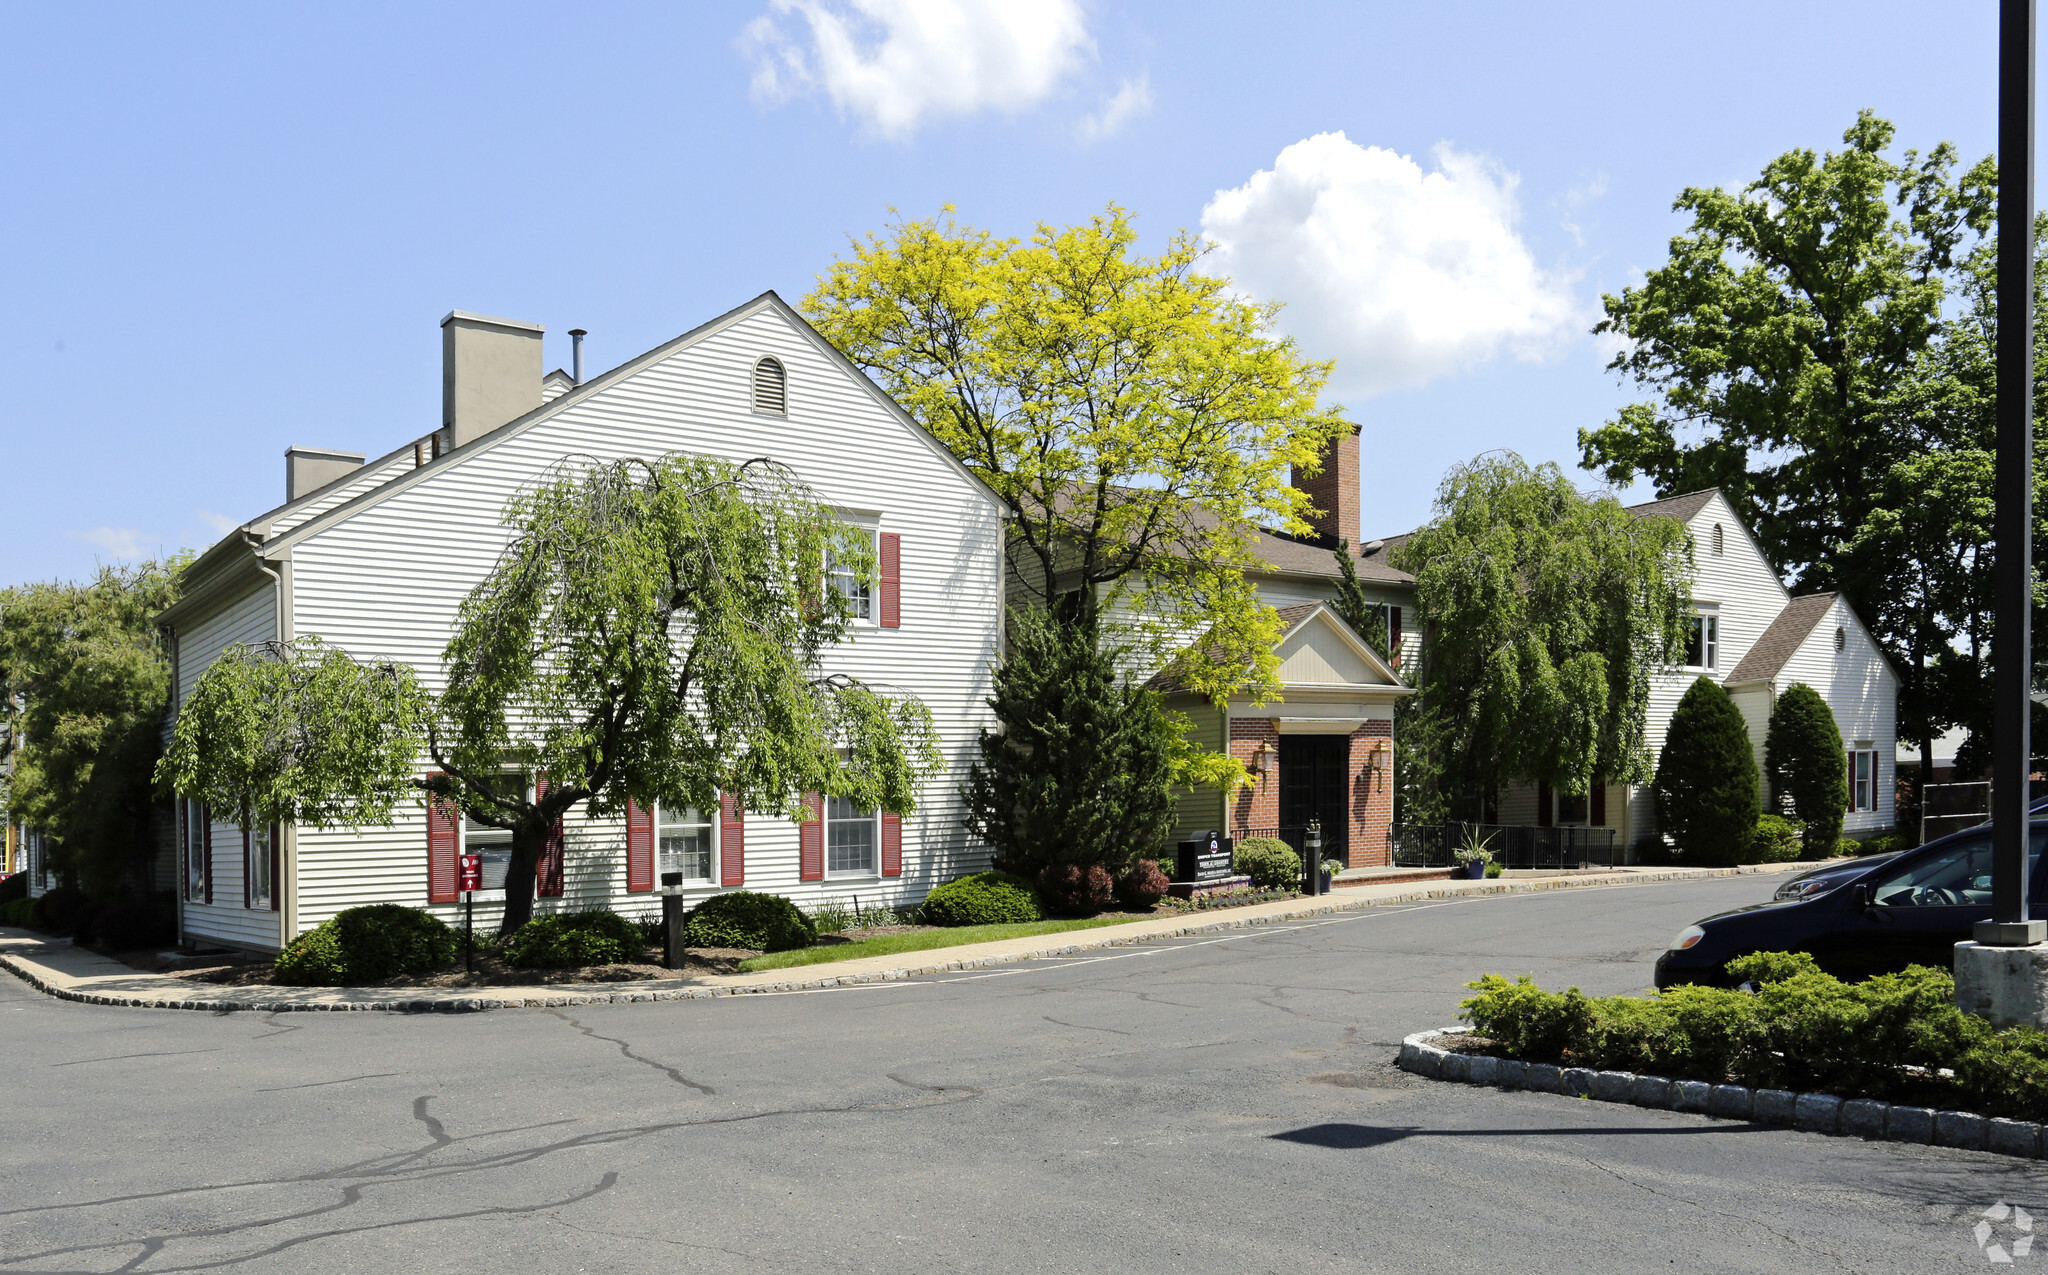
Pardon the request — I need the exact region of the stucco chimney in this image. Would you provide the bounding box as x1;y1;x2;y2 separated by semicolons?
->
1292;422;1361;546
285;446;366;502
441;311;544;449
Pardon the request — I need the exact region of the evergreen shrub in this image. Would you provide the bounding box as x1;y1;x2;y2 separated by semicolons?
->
32;885;85;933
921;871;1043;927
91;896;176;950
1654;677;1760;865
1114;859;1170;909
505;910;646;968
1748;814;1802;863
1764;683;1850;857
1038;863;1114;914
684;891;816;952
0;897;36;926
272;903;458;986
0;872;25;904
1233;837;1301;890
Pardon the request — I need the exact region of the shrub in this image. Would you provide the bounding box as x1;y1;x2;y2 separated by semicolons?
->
1835;835;1861;857
923;871;1043;926
962;608;1177;879
1484;862;1503;879
1233;837;1301;890
1748;814;1801;864
32;885;85;933
1037;863;1114;914
92;896;176;950
1764;683;1850;857
68;897;106;945
1114;859;1169;909
0;872;25;904
1654;677;1760;865
1857;831;1916;856
685;891;816;952
272;904;458;986
505;911;646;968
0;897;36;926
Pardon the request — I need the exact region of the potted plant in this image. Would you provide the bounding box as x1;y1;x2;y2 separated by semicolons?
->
1320;858;1345;892
1453;830;1495;880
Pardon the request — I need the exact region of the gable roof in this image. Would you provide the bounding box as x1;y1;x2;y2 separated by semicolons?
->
1346;489;1726;587
1626;488;1719;524
1724;593;1838;682
1253;530;1415;585
1145;600;1408;693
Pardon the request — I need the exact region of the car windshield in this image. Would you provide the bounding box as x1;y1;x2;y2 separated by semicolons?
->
1869;831;2047;907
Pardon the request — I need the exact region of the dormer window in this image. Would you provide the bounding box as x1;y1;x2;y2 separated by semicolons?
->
752;356;787;415
1711;523;1725;556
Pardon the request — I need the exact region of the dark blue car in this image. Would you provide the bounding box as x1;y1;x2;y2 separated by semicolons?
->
1654;822;2048;987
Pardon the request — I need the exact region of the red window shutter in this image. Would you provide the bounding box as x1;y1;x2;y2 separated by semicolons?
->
881;812;903;877
426;788;460;904
626;799;655;893
1536;781;1553;828
720;792;745;886
535;778;566;898
799;793;824;881
202;805;213;905
270;824;282;913
879;533;901;628
243;827;252;909
1589;782;1606;828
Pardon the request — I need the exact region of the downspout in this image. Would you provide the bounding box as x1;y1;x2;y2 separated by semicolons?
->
245;531;283;644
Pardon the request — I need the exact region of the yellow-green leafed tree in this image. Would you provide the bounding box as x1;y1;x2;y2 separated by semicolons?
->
804;204;1348;704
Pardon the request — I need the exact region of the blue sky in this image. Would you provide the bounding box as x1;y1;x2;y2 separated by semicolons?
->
0;0;2010;582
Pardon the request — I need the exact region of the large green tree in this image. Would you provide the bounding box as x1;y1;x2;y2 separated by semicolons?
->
1578;111;2024;799
160;454;941;932
1655;677;1762;865
0;557;188;895
1392;453;1693;818
802;204;1349;701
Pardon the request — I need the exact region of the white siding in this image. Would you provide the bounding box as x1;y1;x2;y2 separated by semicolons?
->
268;448;420;536
278;303;1004;935
171;582;286;950
1778;597;1899;834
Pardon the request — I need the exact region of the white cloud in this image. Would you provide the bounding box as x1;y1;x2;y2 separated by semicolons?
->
1200;132;1583;399
741;0;1092;140
1078;74;1151;142
195;510;240;536
72;526;148;561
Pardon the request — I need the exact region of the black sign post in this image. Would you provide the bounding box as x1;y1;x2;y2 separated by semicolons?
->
1982;0;2045;950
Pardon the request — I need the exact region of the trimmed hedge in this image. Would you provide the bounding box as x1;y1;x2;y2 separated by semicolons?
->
1461;951;2048;1120
505;911;646;968
684;891;816;952
922;871;1043;927
73;895;175;950
1748;814;1801;864
1114;859;1169;909
0;872;25;904
1233;837;1300;890
273;904;459;986
0;897;35;927
1655;677;1760;864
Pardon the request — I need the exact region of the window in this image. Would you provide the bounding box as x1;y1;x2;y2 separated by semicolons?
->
1835;626;1847;651
184;800;207;903
462;775;523;892
1848;749;1879;813
1555;790;1588;825
828;528;875;622
1712;523;1725;556
825;793;878;876
247;824;273;911
1683;614;1718;669
1870;834;2003;907
752;357;787;415
656;804;715;884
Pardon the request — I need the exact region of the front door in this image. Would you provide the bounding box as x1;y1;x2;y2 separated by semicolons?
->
1279;734;1349;865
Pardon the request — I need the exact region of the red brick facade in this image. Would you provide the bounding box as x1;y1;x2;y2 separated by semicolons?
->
1292;424;1361;546
1226;715;1396;869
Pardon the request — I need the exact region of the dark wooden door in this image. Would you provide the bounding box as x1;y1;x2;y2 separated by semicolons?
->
1278;735;1349;862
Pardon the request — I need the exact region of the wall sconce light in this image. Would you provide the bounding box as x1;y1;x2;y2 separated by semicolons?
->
1249;741;1273;777
1366;738;1393;793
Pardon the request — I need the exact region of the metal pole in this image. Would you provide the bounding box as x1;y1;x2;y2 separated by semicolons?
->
1983;0;2044;947
465;891;474;973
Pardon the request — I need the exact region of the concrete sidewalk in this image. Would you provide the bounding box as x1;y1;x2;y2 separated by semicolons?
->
0;860;1808;1014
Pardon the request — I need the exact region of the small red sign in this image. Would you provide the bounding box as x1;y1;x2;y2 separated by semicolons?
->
458;853;482;892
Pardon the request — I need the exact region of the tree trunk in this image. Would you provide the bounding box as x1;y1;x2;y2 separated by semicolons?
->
498;826;545;935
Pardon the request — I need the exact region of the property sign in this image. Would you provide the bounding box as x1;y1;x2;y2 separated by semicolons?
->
458;853;482;893
1176;832;1235;883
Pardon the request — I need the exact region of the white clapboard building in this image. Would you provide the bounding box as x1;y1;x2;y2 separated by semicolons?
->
158;294;1006;953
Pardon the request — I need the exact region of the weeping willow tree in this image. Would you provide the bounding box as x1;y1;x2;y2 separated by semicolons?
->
1392;453;1694;821
158;454;942;931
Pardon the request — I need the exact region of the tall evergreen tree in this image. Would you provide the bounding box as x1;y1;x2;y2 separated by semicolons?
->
1654;677;1762;865
962;609;1176;877
1763;683;1850;858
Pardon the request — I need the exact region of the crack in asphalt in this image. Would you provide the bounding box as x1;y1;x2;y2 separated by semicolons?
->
48;1048;222;1068
1041;1015;1132;1036
1572;1152;1859;1274
253;1072;400;1093
544;1009;716;1094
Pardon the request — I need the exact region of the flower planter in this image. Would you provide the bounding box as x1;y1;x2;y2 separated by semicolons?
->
1457;859;1487;879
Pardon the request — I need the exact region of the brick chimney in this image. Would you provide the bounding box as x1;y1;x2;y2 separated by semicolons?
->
1292;423;1360;546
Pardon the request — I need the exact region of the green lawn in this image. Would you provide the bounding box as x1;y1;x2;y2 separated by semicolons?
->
736;916;1137;973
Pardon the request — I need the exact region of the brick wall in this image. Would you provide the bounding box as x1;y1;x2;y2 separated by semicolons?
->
1228;716;1279;833
1348;719;1394;867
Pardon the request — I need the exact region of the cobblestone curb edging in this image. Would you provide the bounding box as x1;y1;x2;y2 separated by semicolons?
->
1397;1027;2043;1159
0;862;1796;1015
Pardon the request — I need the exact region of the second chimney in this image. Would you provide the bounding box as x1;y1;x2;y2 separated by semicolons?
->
442;311;544;449
285;445;366;502
1292;422;1361;547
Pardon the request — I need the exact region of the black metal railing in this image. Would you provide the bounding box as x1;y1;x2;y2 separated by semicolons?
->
1389;822;1618;871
